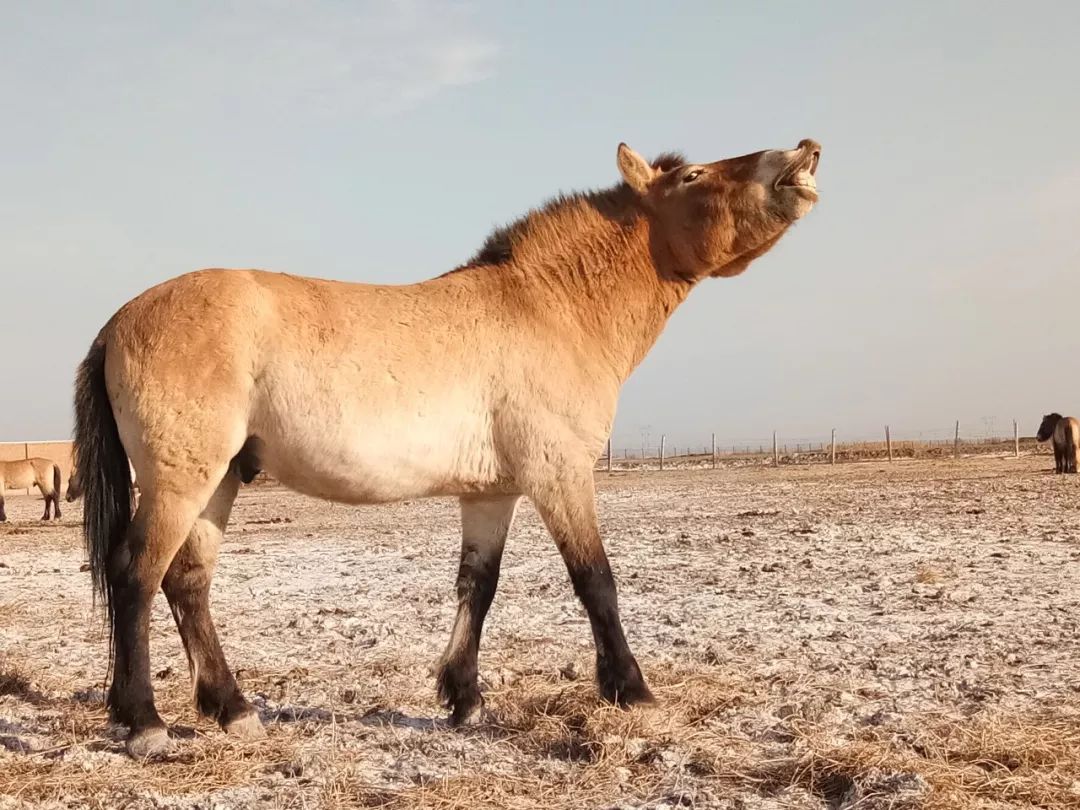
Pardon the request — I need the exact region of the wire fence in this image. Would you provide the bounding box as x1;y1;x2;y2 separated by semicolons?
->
597;420;1049;471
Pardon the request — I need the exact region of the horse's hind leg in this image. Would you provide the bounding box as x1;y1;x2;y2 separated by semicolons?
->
0;488;6;522
529;469;653;707
437;494;519;725
107;486;211;758
161;471;262;737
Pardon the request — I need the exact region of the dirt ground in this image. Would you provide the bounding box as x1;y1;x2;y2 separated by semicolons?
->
2;455;1079;809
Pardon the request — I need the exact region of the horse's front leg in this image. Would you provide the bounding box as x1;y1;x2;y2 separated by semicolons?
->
437;494;519;725
529;468;653;707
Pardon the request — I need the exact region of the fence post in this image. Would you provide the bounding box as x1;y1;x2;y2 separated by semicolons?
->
659;435;666;471
1013;420;1019;458
886;426;893;462
954;420;960;459
831;428;836;465
606;438;612;472
773;431;779;466
711;433;716;469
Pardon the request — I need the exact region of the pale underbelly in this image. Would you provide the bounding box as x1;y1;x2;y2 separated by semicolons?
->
251;407;508;505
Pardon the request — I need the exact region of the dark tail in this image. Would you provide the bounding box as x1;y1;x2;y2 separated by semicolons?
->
74;335;134;630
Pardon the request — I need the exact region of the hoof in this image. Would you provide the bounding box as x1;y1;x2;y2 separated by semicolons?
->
599;665;656;708
449;697;487;727
224;711;266;740
126;726;173;760
609;681;656;708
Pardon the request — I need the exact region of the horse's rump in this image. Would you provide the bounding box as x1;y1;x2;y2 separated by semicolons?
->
1056;417;1080;473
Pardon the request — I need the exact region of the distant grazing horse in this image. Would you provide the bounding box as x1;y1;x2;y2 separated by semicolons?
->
0;458;63;521
1036;413;1080;473
74;138;822;758
66;460;138;503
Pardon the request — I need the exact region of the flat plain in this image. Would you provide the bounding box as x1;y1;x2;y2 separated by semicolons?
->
2;455;1079;809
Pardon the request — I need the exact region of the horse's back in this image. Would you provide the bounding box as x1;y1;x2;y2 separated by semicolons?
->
103;268;512;501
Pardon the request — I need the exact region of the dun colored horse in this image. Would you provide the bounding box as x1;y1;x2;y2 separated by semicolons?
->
1036;413;1080;473
0;458;63;521
74;138;822;758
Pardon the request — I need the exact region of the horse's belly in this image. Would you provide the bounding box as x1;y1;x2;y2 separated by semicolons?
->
255;405;504;504
0;465;33;489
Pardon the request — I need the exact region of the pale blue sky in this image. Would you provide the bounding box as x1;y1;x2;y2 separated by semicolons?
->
2;1;1077;448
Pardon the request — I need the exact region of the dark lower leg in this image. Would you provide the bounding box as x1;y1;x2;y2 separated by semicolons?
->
163;559;254;727
565;554;653;706
105;492;211;757
437;544;503;723
106;578;167;737
53;494;61;520
1;494;7;522
437;496;516;724
534;478;652;708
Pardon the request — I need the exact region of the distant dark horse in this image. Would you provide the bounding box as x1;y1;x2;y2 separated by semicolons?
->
1036;413;1080;474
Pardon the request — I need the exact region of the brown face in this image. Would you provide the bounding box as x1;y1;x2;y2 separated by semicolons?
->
617;139;821;278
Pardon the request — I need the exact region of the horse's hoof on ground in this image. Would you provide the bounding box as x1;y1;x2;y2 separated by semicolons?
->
449;700;487;727
616;684;656;708
125;726;173;760
224;711;266;739
600;672;656;708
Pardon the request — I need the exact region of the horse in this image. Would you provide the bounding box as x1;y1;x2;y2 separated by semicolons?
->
1036;413;1080;473
73;138;822;759
0;458;63;522
66;460;138;502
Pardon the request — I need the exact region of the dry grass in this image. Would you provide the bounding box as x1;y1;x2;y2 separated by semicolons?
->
789;711;1080;810
913;563;955;585
3;655;1080;808
310;669;1080;810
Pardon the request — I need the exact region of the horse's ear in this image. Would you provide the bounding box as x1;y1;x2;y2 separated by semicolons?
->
617;143;655;194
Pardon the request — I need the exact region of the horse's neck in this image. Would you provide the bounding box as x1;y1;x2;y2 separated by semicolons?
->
511;221;695;383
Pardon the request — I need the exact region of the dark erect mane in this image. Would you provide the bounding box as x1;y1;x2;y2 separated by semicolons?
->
446;152;687;273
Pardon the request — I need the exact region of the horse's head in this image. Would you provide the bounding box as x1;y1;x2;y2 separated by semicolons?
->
617;138;821;279
65;469;83;502
1036;413;1062;442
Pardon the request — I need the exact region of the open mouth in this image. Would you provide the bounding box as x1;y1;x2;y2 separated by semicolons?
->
775;142;821;198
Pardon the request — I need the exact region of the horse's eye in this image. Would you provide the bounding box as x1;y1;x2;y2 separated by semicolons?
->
682;169;703;183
